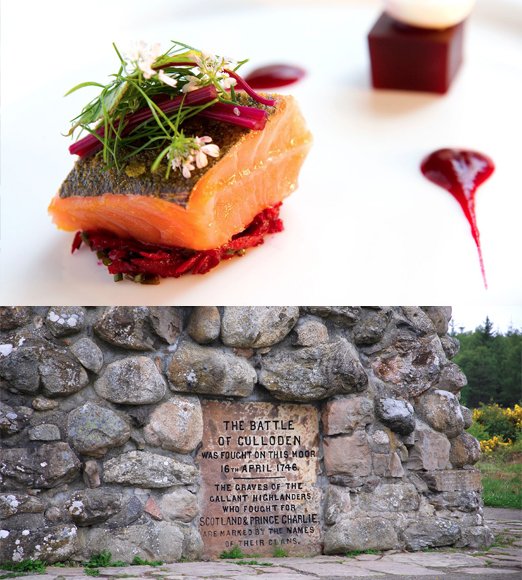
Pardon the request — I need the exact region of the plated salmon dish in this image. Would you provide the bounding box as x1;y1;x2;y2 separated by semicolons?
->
48;41;312;283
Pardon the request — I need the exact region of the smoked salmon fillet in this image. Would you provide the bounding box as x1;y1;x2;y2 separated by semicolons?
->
49;94;312;251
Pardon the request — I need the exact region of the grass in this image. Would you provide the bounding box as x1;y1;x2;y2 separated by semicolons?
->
344;549;379;559
226;560;273;566
492;533;519;548
0;560;47;578
84;550;128;568
273;545;288;557
131;557;163;567
476;448;522;509
85;569;100;577
220;545;244;559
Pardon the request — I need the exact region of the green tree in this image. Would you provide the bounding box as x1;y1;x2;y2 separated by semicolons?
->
453;318;521;408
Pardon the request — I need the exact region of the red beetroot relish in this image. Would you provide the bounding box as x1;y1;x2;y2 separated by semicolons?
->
71;204;284;284
245;64;306;89
421;148;495;289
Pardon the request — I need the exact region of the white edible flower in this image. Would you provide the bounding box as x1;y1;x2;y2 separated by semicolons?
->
194;136;220;169
182;75;202;93
186;50;238;92
182;156;195;179
157;69;177;88
220;74;237;90
168;136;220;178
124;41;162;80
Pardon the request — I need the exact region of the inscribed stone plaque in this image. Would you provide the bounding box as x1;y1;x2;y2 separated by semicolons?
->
198;401;321;558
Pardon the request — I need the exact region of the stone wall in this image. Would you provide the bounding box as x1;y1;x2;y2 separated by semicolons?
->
0;306;492;564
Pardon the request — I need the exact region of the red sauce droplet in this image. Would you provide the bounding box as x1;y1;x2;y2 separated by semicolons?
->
421;148;495;289
245;64;306;89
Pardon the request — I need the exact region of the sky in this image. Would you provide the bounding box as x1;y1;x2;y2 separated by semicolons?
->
450;304;522;334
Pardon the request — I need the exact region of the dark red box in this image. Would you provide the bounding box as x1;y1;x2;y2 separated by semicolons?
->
368;12;464;94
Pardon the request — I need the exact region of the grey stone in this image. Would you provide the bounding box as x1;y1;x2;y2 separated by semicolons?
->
371;333;446;398
106;495;144;529
158;488;199;522
416;390;464;438
0;493;45;519
374;397;415;436
44;506;64;522
70;338;104;373
455;525;494;549
372;452;404;477
76;520;183;563
143;395;202;454
46;307;85;337
0;442;81;489
324;517;397;553
0;307;31;331
422;307;452;336
449;433;482;468
427;491;481;513
328;476;381;493
66;488;123;526
357;483;420;513
94;306;154;350
181;526;205;560
402;307;437;335
0;402;28;436
0;345;41;394
402;518;461;550
292;318;329;347
32;396;59;411
419;469;482;492
408;473;430;493
353;312;388;345
29;424;60;441
435;362;468;394
83;460;100;488
103;451;199;488
67;402;130;457
259;338;368;402
149;307;182;344
406;420;451;471
0;524;77;564
461;405;473;430
322;396;373;436
440;335;460;359
301;307;362;327
323;430;372;477
38;351;89;398
221;306;299;348
324;485;351;524
168;340;256;397
94;356;166;405
187;307;220;344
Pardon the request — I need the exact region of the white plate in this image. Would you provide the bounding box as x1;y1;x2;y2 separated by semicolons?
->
1;0;521;306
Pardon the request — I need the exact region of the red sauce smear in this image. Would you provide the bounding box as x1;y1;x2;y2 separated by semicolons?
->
245;64;306;89
421;149;495;289
71;204;283;284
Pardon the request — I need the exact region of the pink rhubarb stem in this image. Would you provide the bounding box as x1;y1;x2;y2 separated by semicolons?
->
69;85;218;158
224;69;275;106
197;102;268;131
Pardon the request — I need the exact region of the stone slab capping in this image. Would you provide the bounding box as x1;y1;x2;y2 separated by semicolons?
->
0;306;491;564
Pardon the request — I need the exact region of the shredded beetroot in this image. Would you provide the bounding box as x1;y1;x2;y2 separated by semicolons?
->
71;204;283;283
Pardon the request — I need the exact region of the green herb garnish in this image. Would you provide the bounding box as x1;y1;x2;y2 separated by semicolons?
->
66;41;272;178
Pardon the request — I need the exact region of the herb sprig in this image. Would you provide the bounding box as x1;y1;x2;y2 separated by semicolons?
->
66;41;274;178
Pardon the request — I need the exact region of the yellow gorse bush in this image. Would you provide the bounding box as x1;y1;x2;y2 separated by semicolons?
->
479;435;513;457
473;403;522;430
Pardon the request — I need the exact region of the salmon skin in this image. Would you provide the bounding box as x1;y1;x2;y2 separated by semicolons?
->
49;94;312;251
